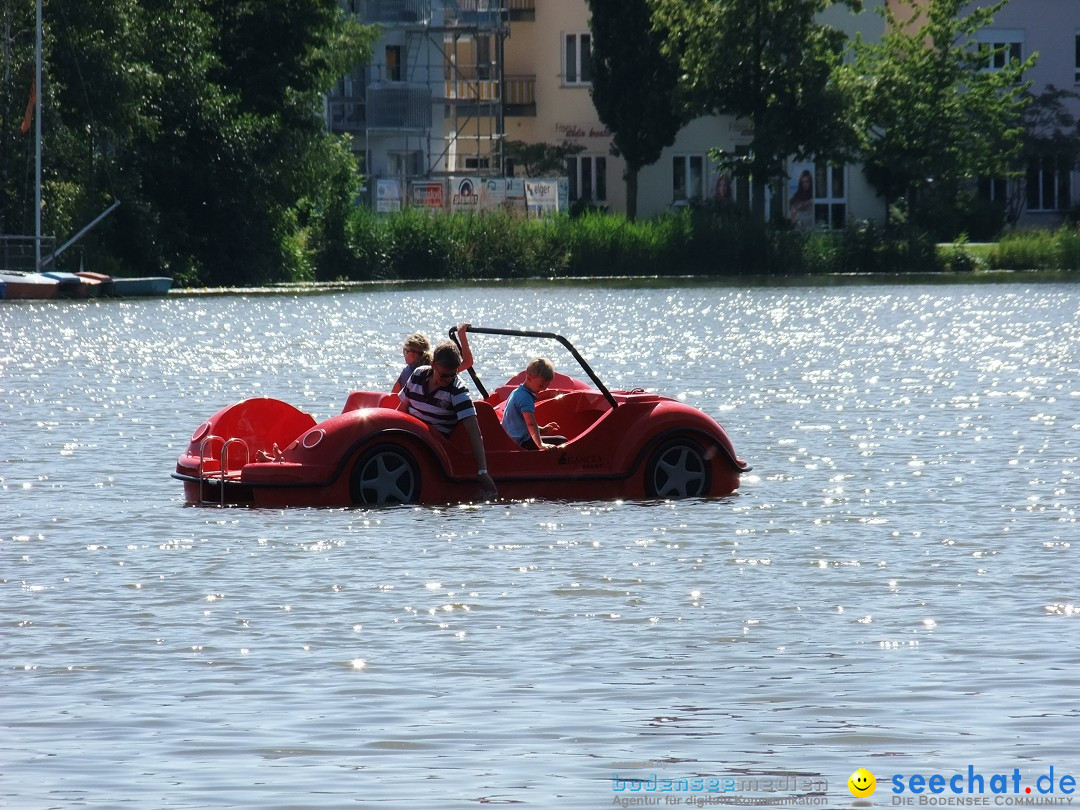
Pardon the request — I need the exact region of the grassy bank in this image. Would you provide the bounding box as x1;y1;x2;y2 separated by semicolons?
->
981;227;1080;271
305;207;1080;284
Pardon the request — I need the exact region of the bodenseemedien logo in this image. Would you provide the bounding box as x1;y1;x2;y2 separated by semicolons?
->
849;768;877;798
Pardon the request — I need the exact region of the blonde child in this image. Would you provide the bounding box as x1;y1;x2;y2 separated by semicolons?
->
501;358;560;450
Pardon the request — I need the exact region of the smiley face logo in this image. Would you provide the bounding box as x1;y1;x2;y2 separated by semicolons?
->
848;768;877;797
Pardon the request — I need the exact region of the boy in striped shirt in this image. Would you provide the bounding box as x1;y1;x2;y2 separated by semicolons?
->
398;340;497;498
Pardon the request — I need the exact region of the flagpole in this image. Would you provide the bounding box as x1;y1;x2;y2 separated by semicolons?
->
34;0;42;272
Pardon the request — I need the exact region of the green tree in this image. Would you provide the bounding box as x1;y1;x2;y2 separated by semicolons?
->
587;0;686;220
505;139;585;177
110;0;376;285
0;0;151;263
838;0;1031;227
651;0;860;220
1;0;375;285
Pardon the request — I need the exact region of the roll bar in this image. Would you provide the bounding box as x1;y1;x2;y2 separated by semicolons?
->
449;325;618;410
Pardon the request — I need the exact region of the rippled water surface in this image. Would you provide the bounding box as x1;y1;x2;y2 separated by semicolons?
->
2;280;1078;808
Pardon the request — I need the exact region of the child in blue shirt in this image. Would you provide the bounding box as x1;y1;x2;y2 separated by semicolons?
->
501;358;561;450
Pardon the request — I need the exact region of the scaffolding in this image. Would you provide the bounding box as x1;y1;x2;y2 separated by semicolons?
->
330;0;536;189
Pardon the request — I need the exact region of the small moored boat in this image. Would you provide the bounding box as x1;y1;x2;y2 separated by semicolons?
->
109;276;173;297
42;271;94;298
0;270;60;300
75;271;112;296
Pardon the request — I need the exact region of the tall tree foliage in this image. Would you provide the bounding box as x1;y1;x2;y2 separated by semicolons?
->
587;0;686;220
1;0;153;254
119;0;376;285
504;139;584;177
0;0;375;285
837;0;1031;224
651;0;860;220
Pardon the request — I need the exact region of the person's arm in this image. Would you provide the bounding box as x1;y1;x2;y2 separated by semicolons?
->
392;363;412;395
461;416;497;498
524;413;561;449
523;412;543;449
456;322;474;374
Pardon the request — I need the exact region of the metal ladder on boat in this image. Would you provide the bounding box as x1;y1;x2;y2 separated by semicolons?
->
197;436;250;506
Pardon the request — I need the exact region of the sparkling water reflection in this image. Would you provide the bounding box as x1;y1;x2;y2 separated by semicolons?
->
2;280;1078;808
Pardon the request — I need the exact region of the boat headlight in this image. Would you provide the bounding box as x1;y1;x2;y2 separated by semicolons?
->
301;429;325;450
191;422;211;442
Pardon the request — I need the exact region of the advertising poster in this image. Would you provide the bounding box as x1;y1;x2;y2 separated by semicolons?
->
480;178;506;213
504;178;527;217
449;177;481;214
525;179;559;218
376;178;402;213
788;162;815;228
410;181;445;213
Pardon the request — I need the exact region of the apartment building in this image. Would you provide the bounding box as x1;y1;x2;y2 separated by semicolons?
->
964;0;1080;226
328;0;1079;226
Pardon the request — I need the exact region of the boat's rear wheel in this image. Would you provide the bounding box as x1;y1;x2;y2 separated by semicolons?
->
351;445;420;505
645;438;710;498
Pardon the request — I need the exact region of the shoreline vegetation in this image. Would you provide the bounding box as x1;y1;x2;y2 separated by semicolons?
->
168;265;1080;297
159;206;1080;292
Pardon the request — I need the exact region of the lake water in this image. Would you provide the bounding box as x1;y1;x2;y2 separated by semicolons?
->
2;278;1078;809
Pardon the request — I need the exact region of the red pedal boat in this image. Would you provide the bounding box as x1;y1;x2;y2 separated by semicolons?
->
173;326;750;506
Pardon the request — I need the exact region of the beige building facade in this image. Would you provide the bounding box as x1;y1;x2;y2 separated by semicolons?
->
330;0;1078;227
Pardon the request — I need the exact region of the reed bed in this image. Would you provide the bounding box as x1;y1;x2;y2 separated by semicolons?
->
323;207;1080;282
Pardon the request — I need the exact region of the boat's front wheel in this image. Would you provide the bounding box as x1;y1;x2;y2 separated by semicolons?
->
645;438;710;498
351;445;420;505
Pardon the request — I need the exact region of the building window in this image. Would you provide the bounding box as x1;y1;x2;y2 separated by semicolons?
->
1026;154;1072;211
564;33;591;85
672;155;707;203
814;163;846;229
1075;32;1080;83
977;31;1022;72
389;150;424;178
386;45;402;82
476;35;492;80
567;155;606;203
978;176;1008;203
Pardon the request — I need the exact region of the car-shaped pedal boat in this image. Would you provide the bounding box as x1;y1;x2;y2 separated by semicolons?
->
173;326;750;506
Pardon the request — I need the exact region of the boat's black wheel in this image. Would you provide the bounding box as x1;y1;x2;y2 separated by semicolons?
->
350;445;420;505
645;438;710;498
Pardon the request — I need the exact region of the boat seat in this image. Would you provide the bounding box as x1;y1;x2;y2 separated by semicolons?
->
446;400;520;453
534;391;607;441
341;391;398;413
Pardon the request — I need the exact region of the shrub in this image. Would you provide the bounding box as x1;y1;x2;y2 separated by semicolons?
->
331;205;972;282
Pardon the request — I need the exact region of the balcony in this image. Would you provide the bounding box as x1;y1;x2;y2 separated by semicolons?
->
437;75;535;116
506;0;534;21
366;84;433;130
355;0;532;27
358;0;430;25
442;78;499;102
442;0;533;26
446;0;500;24
504;75;535;117
328;96;367;133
